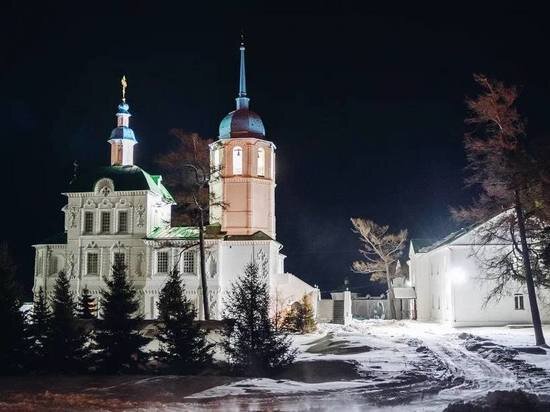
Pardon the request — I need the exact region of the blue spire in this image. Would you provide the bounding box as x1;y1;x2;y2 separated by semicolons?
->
236;36;250;110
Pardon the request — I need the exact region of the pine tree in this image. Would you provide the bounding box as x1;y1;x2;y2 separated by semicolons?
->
0;242;27;374
48;271;89;372
78;287;96;319
222;261;296;376
94;263;150;373
282;294;316;334
28;287;52;371
155;269;213;373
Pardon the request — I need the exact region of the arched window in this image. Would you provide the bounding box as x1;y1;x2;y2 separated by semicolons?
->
233;146;243;175
257;147;265;176
213;148;220;169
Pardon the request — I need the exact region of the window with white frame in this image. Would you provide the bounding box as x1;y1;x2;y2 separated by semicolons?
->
157;251;169;274
233;146;243;175
213;148;220;169
84;211;94;233
118;211;128;233
87;252;99;275
514;294;525;310
49;255;58;275
113;252;125;268
257;147;265;176
101;211;111;233
182;251;195;274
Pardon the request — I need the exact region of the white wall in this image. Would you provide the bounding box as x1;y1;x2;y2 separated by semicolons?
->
410;238;550;326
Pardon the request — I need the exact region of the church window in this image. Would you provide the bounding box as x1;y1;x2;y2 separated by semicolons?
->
514;294;524;310
87;253;99;275
182;251;195;274
37;254;43;275
209;257;217;278
49;256;58;275
101;212;111;233
114;252;125;268
157;251;169;274
213;148;220;169
233;146;243;175
257;147;265;176
118;211;128;233
84;212;94;234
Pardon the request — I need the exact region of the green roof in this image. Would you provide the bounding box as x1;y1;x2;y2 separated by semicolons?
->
67;165;175;203
148;226;199;240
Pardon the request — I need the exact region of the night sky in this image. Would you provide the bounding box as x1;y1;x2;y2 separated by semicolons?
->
3;4;550;298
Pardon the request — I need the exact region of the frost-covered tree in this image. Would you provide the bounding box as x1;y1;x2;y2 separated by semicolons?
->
0;242;27;374
155;269;213;373
351;218;407;319
94;262;150;372
282;294;316;334
48;271;89;372
222;261;296;376
28;287;52;371
452;74;547;345
78;287;96;319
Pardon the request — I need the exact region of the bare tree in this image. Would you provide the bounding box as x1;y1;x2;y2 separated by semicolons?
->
157;130;222;320
453;74;547;345
351;218;407;319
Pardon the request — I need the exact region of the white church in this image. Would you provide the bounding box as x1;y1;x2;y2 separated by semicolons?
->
409;212;550;326
32;43;317;320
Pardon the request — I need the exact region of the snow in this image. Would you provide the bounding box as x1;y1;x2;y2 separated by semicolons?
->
187;320;550;411
1;320;548;411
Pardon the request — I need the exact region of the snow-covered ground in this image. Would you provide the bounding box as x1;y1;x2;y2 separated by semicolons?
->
1;320;549;411
186;320;550;411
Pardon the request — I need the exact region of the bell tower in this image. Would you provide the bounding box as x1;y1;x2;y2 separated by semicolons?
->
108;76;137;166
209;41;276;239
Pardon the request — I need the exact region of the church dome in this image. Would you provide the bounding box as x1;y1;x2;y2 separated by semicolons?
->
219;107;266;139
110;126;136;141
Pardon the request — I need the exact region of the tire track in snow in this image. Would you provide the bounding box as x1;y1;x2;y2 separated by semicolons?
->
407;331;520;410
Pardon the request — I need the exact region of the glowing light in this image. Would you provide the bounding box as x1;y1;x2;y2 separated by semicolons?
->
448;267;467;284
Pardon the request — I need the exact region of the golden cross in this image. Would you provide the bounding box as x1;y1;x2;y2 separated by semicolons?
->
121;75;128;102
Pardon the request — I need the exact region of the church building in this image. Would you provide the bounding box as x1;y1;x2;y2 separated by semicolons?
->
32;43;317;319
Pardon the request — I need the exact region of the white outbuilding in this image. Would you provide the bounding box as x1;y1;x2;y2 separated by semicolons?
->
409;213;550;327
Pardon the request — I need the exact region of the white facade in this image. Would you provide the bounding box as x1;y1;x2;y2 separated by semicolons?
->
409;215;550;327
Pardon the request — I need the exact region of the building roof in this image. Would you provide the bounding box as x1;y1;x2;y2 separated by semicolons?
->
67;165;175;203
147;226;199;240
410;238;437;253
219;108;266;139
146;227;272;241
224;231;273;241
109;126;136;141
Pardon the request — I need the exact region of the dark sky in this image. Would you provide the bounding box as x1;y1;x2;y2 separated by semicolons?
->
3;4;550;298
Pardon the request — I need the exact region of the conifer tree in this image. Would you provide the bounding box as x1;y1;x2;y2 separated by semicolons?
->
28;287;52;370
48;271;88;372
94;262;150;373
222;261;296;376
155;269;213;373
0;242;27;374
282;294;316;334
78;287;96;319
